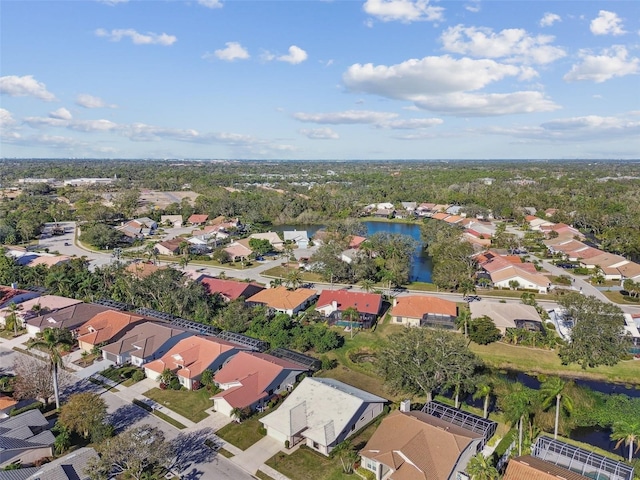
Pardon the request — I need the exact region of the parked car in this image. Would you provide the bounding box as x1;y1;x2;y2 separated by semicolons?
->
64;242;70;246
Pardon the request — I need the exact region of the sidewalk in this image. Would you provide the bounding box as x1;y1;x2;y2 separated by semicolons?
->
231;436;284;474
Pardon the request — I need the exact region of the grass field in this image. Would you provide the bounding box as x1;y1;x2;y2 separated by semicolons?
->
143;387;212;423
470;342;640;386
602;290;640;305
215;412;268;450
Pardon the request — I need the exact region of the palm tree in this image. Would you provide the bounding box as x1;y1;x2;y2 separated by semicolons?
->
270;278;284;288
540;377;573;439
330;440;358;474
466;453;499;480
473;379;492;419
28;327;73;409
500;382;534;456
6;303;23;337
342;306;360;339
286;269;302;290
611;419;640;462
359;279;375;293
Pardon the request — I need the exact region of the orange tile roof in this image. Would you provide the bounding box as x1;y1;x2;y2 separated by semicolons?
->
0;395;18;410
213;352;304;408
443;215;463;224
199;276;264;301
144;336;241;379
391;295;457;318
348;236;367;249
188;214;209;224
125;262;165;279
490;265;550;288
432;212;450;221
361;410;481;480
316;290;382;315
503;456;589;480
77;311;145;347
27;255;70;267
247;286;317;311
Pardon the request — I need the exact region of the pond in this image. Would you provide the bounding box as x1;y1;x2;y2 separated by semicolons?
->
272;221;434;282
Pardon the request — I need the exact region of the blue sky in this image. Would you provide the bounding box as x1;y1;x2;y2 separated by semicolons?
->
1;0;639;160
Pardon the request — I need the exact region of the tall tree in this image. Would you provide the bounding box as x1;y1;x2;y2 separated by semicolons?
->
58;392;107;438
378;328;480;402
610;419;640;462
86;425;173;480
540;377;573;439
12;356;72;406
499;382;536;456
27;327;73;409
558;293;629;369
472;378;493;419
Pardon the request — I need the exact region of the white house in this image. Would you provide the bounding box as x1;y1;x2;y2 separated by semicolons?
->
260;377;386;456
283;230;310;249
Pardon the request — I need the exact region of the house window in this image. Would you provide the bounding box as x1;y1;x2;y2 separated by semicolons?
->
313;442;319;449
396;317;403;323
351;423;355;431
364;458;377;472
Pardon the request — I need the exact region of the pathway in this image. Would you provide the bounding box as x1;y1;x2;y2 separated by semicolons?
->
230;436;285;474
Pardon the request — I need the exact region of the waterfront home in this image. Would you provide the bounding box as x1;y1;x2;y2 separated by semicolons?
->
315;290;382;328
390;295;458;329
199;276;264;301
246;286;317;316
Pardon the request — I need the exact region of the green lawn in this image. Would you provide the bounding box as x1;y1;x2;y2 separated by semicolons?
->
602;290;640;305
261;266;324;283
469;341;640;385
143;387;212;423
215;412;268;450
266;446;358;480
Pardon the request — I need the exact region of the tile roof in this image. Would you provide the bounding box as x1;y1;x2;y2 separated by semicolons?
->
247;286;317;311
77;310;146;347
503;456;590;480
0;409;55;453
361;410;481;480
224;241;253;258
101;322;187;359
0;286;38;308
144;336;241;379
618;261;640;278
489;265;550;288
26;255;71;267
125;262;165;279
0;395;17;411
199;276;265;301
157;237;184;252
432;212;450;221
20;447;99;480
1;295;81;321
213;352;304;408
348;236;367;249
25;303;112;332
470;302;542;329
316;290;382;315
188;214;209;224
391;295;457;318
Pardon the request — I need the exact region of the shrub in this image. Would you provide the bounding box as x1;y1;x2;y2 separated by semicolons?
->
285;440;290;449
91;422;115;443
169;378;181;390
132;399;153;412
10;401;44;416
132;370;145;383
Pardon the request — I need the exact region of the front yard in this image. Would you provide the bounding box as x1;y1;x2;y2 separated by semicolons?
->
215;411;269;450
143;387;213;423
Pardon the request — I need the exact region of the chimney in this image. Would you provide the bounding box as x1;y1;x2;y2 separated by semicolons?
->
392;298;398;307
331;300;338;310
11;282;18;290
400;399;411;413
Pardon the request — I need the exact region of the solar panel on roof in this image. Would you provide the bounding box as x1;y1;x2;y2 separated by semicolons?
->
421;401;497;449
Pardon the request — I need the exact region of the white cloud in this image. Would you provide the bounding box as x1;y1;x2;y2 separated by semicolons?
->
363;0;444;23
464;1;481;13
563;46;639;83
76;93;115;108
206;42;250;61
343;55;559;116
0;108;16;127
539;12;561;27
0;75;56;101
413;91;559;116
440;25;566;64
49;108;72;120
483;113;640;142
299;128;340;139
197;0;223;8
277;46;308;64
590;10;626;36
95;28;177;46
293;110;398;124
379;118;443;129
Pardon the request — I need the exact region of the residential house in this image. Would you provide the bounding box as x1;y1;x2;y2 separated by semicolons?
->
315;290;382;328
618;262;640;284
360;409;485;480
260;377;386;455
544;208;559;217
0;409;55;468
212;352;306;418
432;212;450;221
249;232;284;251
76;310;147;353
0;295;81;328
246;286;318;316
401;202;417;213
144;336;245;390
579;251;631;280
161;215;183;228
390;295;458;329
283;230;310;249
24;255;70;268
432;204;451;213
24;303;113;338
124;262;165;279
443;215;464;224
504;436;635;480
374;208;395;218
101;322;190;366
540;223;582;239
117;217;157;239
463;229;492;247
154;237;184;256
348;235;367;249
0;286;40;310
224;240;253;262
199;276;265;302
415;203;436;217
470;302;544;335
526;216;555;231
4;447;99;480
187;214;209;226
490;265;552;293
